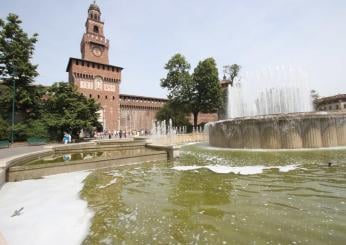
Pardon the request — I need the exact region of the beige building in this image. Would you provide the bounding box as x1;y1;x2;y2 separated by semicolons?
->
314;94;346;111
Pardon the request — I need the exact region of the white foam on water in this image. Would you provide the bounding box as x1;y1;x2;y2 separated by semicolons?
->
98;178;117;189
172;164;299;175
274;164;299;172
0;171;93;245
208;165;267;175
172;165;202;171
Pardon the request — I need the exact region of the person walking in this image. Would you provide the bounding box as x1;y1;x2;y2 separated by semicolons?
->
63;131;70;144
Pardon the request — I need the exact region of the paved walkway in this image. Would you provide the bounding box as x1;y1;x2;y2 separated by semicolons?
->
0;144;57;160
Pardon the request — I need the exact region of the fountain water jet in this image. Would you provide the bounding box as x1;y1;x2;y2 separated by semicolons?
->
209;66;346;149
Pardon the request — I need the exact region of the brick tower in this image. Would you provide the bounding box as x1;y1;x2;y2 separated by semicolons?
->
66;2;123;131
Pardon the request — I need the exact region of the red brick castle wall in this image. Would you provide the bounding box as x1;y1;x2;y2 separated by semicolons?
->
67;3;219;132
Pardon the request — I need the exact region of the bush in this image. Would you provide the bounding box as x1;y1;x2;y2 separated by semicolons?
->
0;117;10;139
25;120;49;138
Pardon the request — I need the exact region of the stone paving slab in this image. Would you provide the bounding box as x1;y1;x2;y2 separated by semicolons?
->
0;145;58;160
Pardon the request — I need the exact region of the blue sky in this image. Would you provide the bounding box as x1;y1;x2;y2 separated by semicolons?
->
1;0;345;98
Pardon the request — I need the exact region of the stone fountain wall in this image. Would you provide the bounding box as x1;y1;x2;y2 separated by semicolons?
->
208;112;346;149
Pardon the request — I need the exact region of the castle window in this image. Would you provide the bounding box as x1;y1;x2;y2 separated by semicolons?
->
105;95;108;99
112;67;115;72
76;60;79;65
92;63;95;68
82;61;84;66
89;94;92;98
98;95;100;99
93;25;99;33
113;96;115;100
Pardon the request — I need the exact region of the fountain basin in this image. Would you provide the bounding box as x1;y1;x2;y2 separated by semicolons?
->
3;139;169;182
208;111;346;149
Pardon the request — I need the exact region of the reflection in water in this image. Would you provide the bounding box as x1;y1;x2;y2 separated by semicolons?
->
62;154;71;161
81;147;346;244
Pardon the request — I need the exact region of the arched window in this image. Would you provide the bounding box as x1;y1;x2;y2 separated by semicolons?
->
98;95;100;99
93;25;99;33
105;95;108;100
89;94;92;98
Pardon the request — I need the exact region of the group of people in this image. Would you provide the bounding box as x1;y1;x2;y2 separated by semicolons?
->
95;129;150;140
62;128;151;144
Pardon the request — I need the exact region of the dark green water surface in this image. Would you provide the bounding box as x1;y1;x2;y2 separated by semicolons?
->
81;145;346;244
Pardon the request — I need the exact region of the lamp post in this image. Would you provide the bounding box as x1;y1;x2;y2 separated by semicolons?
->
11;74;17;144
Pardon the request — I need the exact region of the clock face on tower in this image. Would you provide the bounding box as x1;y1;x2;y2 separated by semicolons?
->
92;46;102;57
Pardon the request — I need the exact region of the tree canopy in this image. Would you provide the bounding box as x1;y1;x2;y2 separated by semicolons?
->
160;54;223;127
0;13;101;141
0;13;38;84
190;58;223;126
41;82;102;140
156;101;190;127
0;13;41;123
160;53;192;108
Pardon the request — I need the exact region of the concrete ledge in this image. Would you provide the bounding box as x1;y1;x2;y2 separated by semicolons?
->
209;111;346;149
7;151;167;182
146;144;181;161
53;140;147;153
0;168;5;189
0;139;168;186
0;149;54;187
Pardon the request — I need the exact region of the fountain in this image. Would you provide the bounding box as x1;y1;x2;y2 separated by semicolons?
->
209;66;346;149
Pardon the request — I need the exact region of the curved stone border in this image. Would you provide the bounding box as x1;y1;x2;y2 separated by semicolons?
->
0;139;173;186
208;112;346;149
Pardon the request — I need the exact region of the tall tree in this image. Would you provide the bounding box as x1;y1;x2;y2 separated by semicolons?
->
160;53;192;107
0;13;40;121
42;82;101;140
0;14;38;83
191;58;223;127
223;64;241;86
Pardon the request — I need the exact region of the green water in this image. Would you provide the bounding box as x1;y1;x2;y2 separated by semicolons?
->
81;145;346;244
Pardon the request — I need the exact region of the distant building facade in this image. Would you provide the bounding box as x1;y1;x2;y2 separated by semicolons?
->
314;94;346;111
67;3;219;132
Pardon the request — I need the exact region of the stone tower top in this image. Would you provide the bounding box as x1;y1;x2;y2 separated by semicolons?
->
88;1;101;13
81;2;109;64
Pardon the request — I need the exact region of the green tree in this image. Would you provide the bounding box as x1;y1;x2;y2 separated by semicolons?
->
0;84;11;119
160;53;192;106
42;82;101;140
0;13;38;82
0;14;39;115
0;117;9;139
156;101;190;127
0;13;44;140
190;58;223;127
